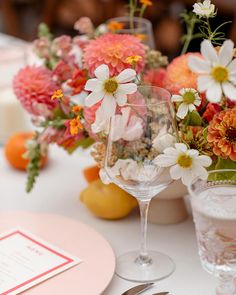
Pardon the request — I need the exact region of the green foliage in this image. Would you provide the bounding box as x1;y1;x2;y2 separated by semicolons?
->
38;23;53;40
189;110;203;126
180;7;231;54
208;158;236;181
66;137;94;154
25;138;43;193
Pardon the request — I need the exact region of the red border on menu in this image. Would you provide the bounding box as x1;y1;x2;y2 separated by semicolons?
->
0;229;80;295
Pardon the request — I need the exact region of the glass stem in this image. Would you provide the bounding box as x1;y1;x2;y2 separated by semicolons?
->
216;274;235;295
137;198;151;265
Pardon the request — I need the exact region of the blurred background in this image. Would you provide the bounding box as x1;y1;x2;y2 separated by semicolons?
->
0;0;236;57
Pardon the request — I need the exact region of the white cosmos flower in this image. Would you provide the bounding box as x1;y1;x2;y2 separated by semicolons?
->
84;64;137;119
154;143;212;186
193;0;216;18
188;39;236;103
111;107;143;141
171;88;201;119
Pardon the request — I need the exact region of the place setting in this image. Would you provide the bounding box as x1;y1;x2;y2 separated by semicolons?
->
0;0;236;294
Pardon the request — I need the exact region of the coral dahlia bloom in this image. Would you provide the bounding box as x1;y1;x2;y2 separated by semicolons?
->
143;68;167;88
84;33;145;76
164;53;200;94
207;108;236;161
13;66;58;116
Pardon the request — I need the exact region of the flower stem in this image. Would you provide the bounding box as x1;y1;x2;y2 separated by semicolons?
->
181;17;196;55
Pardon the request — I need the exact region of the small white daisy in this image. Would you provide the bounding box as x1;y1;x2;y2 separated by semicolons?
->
193;0;216;18
154;143;212;186
188;39;236;103
84;64;137;119
171;88;201;119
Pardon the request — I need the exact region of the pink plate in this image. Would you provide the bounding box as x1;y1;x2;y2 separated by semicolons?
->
0;212;116;295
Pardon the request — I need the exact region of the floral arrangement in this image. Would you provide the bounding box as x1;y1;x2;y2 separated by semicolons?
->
13;0;236;192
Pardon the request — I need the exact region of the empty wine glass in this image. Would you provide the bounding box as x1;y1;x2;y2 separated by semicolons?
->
104;86;177;282
189;169;236;295
107;16;155;49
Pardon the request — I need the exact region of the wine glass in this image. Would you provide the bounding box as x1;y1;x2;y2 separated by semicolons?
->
107;16;155;49
188;169;236;295
104;86;177;282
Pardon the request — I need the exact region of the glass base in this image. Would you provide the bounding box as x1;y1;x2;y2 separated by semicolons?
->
115;250;175;282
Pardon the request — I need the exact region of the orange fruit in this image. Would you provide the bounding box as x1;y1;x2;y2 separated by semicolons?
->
83;165;100;183
4;132;48;171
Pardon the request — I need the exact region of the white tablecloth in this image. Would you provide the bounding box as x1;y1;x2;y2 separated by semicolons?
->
0;146;217;295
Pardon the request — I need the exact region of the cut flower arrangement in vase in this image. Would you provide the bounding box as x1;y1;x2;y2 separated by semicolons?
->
12;0;236;287
13;0;235;193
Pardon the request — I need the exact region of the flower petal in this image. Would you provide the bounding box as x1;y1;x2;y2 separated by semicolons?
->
94;64;109;80
192;164;208;180
181;169;193;186
170;164;182;180
188;56;211;73
171;95;183;102
117;69;136;83
197;75;214;92
219;40;234;66
101;94;116;117
201;39;218;64
177;103;189;119
188;104;196;112
154;154;177;167
175;143;188;152
84;78;102;92
118;83;137;94
196;155;212;167
206;82;222;102
222;82;236;101
84;91;104;107
114;93;128;106
228;58;236;74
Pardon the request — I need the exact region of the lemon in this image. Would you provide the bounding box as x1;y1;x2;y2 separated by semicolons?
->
80;179;137;220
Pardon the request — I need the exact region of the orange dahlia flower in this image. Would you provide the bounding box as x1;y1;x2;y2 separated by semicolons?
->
207;108;236;161
164;53;200;94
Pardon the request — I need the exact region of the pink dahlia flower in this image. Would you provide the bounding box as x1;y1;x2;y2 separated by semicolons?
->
13;66;58;116
84;33;145;76
143;68;167;88
164;53;200;94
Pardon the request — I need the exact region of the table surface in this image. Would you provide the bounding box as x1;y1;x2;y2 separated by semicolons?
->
0;146;217;295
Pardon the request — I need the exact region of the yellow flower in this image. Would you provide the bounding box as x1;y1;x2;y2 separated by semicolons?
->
126;55;143;65
72;105;83;114
51;89;63;100
140;0;153;6
107;21;124;32
134;34;147;42
70;117;83;135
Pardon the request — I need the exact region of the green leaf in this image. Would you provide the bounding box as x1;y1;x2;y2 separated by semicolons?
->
209;158;236;181
66;137;94;154
189;110;203;126
38;23;53;40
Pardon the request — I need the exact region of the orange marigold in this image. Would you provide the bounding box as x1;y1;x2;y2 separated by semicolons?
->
107;21;124;32
140;0;153;6
207;108;236;161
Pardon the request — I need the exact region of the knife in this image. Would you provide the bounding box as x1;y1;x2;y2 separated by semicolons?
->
152;293;170;295
121;283;154;295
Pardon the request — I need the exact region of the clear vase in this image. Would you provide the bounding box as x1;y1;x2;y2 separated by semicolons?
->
107;16;155;49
